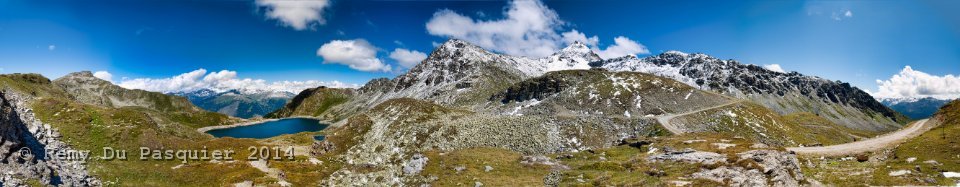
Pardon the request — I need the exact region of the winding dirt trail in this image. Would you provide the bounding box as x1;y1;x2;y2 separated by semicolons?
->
786;119;933;156
656;100;742;134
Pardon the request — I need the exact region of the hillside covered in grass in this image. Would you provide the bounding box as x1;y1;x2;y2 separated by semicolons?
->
0;72;344;186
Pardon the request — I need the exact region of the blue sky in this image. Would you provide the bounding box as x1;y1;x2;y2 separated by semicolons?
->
1;0;958;98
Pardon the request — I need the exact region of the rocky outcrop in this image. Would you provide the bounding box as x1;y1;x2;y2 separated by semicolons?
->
691;150;807;187
646;148;727;165
0;90;99;186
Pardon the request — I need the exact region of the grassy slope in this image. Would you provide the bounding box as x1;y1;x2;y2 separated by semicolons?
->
414;133;782;186
1;73;344;186
673;101;880;147
801;100;960;186
265;87;352;119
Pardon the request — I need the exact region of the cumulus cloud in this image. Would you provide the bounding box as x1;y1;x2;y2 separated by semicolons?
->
48;45;56;51
561;30;599;46
762;64;786;73
256;0;331;30
425;0;648;59
873;66;960;99
117;69;355;94
93;71;113;82
593;36;649;59
389;48;428;68
317;39;391;72
561;30;649;59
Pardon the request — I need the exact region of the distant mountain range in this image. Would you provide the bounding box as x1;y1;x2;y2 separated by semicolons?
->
879;97;954;119
170;89;295;118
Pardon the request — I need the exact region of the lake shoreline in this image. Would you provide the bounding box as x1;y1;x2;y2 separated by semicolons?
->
197;116;331;134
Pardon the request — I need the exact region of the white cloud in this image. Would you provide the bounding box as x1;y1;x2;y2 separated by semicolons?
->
117;69;355;94
593;36;649;59
873;66;960;99
561;30;649;59
830;9;853;21
425;0;648;59
389;48;428;68
93;71;113;82
256;0;331;30
316;39;391;72
425;0;560;58
561;30;598;47
48;45;56;51
762;64;786;73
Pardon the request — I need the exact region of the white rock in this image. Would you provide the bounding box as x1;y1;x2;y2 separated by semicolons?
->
944;172;960;178
308;158;322;165
712;143;737;150
888;170;911;177
233;181;253;187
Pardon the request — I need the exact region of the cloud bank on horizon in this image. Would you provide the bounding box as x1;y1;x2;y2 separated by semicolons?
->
101;69;357;94
873;66;960;100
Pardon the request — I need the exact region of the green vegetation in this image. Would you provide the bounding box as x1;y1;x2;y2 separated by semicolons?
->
412;133;779;186
782;112;879;145
674;101;879;147
419;147;553;186
265;87;352;119
322;114;373;156
0;73;344;186
801;100;960;186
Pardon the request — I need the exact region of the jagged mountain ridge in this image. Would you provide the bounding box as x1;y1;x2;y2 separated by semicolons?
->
592;51;908;131
309;39;607;121
171;89;294;118
280;39;906;134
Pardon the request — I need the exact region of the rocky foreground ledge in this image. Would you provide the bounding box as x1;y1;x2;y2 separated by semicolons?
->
0;90;100;186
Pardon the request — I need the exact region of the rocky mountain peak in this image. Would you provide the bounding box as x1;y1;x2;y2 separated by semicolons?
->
552;41;601;61
559;41;591;53
55;71;111;87
432;39;489;56
65;71;96;78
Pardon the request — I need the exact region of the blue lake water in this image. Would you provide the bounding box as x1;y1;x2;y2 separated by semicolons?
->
206;118;328;139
